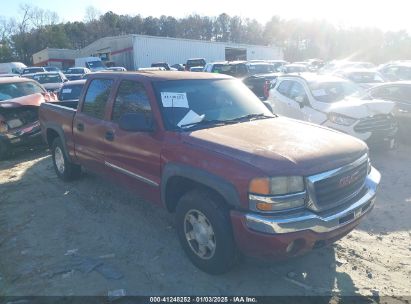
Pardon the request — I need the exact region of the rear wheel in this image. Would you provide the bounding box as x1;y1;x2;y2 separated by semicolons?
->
176;189;237;274
51;138;81;181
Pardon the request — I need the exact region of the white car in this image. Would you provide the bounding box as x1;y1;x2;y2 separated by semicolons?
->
267;73;398;146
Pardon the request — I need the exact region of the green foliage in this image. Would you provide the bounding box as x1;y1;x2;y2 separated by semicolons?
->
1;4;411;64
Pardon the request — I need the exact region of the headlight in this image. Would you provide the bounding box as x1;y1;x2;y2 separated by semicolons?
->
249;177;305;212
328;113;356;126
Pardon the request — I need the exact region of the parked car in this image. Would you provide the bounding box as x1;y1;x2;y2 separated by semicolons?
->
44;66;61;72
268;60;288;71
40;71;380;274
151;62;172;71
368;81;411;144
189;66;205;72
334;68;386;89
0;62;27;75
30;72;68;93
58;80;86;102
185;58;206;71
203;62;228;73
171;64;185;71
21;67;47;75
243;72;281;100
206;61;277;78
65;67;91;81
281;64;309;74
268;73;397;147
0;77;57;159
106;67;127;72
378;62;411;82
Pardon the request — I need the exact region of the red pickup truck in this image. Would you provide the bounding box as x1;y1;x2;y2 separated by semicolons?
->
39;71;381;274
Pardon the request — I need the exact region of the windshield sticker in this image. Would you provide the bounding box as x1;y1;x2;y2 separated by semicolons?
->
311;89;327;96
178;110;205;128
62;88;72;94
161;92;189;108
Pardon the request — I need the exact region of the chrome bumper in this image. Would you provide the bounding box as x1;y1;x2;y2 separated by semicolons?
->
245;167;381;234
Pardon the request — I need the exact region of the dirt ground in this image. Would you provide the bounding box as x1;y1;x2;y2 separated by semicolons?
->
0;144;410;301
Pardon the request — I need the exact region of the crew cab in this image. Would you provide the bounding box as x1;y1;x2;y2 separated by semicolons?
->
268;73;398;147
40;71;380;274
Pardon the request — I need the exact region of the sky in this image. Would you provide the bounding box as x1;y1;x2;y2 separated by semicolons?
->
0;0;410;33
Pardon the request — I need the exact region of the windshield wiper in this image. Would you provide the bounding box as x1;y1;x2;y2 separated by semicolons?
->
226;113;275;122
180;119;239;130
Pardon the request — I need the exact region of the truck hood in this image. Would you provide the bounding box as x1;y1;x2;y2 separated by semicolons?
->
326;97;395;119
182;117;368;176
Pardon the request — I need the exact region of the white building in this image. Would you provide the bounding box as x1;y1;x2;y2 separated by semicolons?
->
33;34;283;70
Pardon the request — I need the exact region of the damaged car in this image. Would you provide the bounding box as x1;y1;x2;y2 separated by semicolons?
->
0;77;57;159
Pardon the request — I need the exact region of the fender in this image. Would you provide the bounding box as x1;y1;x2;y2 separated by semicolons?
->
161;162;241;208
43;122;72;161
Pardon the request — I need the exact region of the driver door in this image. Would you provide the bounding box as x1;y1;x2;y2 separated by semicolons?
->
282;80;308;120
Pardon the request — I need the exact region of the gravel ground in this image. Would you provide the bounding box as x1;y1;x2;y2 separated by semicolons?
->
0;144;410;301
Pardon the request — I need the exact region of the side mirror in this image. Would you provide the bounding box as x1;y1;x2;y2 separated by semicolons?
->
118;112;154;132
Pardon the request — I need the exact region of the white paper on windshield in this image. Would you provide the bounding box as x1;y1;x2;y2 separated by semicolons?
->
161;92;189;108
178;110;205;128
311;89;327;97
62;88;72;94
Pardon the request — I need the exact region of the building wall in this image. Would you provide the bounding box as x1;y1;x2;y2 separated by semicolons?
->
79;35;134;70
132;35;283;69
32;35;283;70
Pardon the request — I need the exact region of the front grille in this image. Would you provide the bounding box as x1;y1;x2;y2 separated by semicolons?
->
311;160;368;211
354;114;396;133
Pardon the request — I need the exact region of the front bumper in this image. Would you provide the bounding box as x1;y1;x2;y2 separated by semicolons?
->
230;167;380;259
1;121;42;148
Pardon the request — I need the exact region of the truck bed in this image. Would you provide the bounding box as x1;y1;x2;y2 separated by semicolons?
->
39;101;78;152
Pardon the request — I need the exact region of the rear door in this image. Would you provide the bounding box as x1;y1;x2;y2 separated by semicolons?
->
269;79;293;115
73;78;115;172
103;79;162;201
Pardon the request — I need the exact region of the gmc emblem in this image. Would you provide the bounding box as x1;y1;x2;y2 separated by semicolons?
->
339;170;361;188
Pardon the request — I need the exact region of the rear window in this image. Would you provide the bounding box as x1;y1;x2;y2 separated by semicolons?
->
0;81;44;101
59;84;85;101
187;59;206;67
22;67;44;74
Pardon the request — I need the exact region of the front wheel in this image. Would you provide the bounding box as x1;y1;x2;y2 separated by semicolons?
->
176;189;237;274
51;138;81;181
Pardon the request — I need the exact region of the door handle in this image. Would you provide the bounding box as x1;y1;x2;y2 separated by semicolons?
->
77;123;84;131
105;130;115;141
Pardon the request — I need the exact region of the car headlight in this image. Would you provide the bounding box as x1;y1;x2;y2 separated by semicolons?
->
328;113;356;126
249;177;306;212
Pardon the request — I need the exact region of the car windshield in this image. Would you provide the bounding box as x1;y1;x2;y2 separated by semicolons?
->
248;64;276;74
347;72;385;83
32;74;62;84
0;81;44;101
153;79;274;130
309;80;367;103
59;84;84;101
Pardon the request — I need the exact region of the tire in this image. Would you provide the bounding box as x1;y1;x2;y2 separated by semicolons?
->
176;189;237;274
51;137;81;181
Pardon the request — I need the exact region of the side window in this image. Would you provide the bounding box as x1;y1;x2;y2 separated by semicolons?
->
83;79;114;119
112;80;152;122
289;82;307;100
276;80;293;97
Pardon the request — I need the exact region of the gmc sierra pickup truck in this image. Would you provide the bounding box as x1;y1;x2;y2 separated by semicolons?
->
39;71;381;274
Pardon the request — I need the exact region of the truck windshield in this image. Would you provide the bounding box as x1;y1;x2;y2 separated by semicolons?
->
0;81;45;101
309;80;367;103
153;79;274;130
